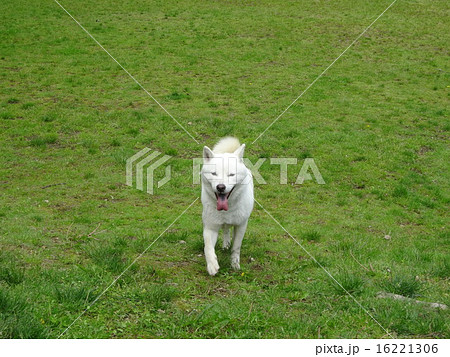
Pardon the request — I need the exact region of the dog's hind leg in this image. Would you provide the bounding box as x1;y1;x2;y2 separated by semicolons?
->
231;221;248;270
222;224;231;249
203;226;220;276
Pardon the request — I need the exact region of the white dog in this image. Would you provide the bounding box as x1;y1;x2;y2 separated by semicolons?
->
201;137;254;276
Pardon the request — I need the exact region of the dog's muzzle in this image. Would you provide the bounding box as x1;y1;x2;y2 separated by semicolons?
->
215;186;235;211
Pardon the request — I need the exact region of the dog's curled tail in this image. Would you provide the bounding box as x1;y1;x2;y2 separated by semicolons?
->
213;137;241;154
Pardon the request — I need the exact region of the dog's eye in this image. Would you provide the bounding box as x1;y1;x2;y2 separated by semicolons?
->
211;172;217;176
228;173;235;177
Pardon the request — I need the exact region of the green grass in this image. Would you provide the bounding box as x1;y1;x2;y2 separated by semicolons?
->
0;255;25;286
331;271;365;296
303;230;322;242
0;0;449;338
381;275;423;298
0;288;48;338
54;284;98;309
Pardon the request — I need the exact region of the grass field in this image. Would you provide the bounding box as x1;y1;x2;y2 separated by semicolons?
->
0;0;449;338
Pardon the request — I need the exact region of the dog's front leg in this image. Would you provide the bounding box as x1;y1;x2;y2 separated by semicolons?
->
231;221;248;270
203;226;220;276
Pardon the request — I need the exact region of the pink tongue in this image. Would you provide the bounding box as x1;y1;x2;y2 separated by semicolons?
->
217;195;229;211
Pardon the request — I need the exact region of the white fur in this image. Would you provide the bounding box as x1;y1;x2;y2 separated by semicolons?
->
212;136;241;154
201;137;254;276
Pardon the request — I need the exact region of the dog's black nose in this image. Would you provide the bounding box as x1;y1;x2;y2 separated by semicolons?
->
216;184;226;193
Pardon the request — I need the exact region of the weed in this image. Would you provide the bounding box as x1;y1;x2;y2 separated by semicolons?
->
331;271;365;296
381;275;423;298
303;230;321;242
30;134;58;147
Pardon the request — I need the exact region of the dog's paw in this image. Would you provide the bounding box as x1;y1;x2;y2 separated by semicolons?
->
231;256;240;270
222;240;231;250
207;259;220;276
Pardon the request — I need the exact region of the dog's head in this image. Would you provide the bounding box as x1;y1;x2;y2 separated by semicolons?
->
202;144;246;211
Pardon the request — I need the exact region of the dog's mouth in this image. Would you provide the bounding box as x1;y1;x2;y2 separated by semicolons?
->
215;186;235;211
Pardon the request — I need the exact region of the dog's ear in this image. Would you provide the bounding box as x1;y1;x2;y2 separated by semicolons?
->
203;146;214;161
234;144;245;161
